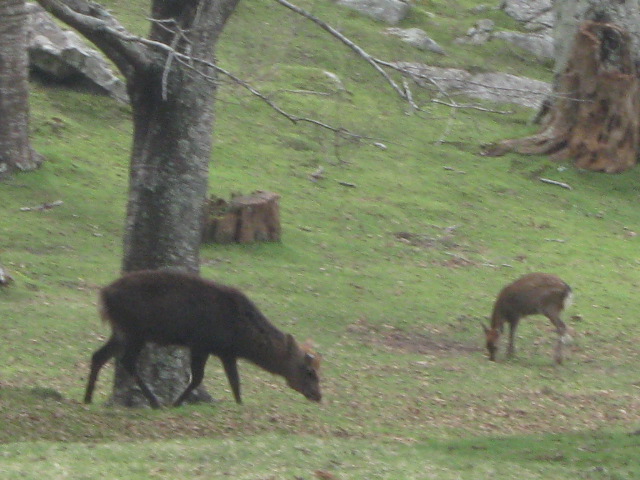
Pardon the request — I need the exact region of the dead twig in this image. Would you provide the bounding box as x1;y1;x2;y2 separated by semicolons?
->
337;181;357;188
278;89;332;96
539;177;573;190
432;99;513;114
19;200;64;212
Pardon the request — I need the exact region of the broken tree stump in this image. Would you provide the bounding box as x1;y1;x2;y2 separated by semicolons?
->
484;21;640;173
202;191;281;244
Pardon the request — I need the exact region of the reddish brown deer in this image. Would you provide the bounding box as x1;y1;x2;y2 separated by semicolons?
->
83;270;322;408
482;272;573;364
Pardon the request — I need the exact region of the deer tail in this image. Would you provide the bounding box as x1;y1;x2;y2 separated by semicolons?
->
562;287;574;310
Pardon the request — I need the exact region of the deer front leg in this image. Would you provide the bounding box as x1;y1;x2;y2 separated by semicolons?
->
221;355;242;404
173;350;209;407
506;320;519;358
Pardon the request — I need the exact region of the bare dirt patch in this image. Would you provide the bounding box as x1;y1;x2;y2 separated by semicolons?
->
347;318;481;355
393;230;459;251
393;230;480;268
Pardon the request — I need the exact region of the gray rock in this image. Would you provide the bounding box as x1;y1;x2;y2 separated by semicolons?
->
26;3;128;103
501;0;554;31
336;0;410;25
501;0;552;22
396;63;472;90
464;72;550;109
455;19;495;45
493;31;554;60
523;9;554;32
385;28;446;54
395;62;550;109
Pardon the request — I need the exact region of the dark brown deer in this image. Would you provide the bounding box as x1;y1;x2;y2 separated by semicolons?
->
482;272;573;364
83;270;322;408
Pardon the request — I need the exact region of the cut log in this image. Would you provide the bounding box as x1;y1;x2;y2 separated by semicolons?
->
202;191;281;244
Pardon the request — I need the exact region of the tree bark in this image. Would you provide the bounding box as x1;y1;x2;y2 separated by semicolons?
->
553;0;640;78
485;0;640;173
0;0;42;177
38;0;240;407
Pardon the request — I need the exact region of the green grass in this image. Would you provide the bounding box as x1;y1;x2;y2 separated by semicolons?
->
1;431;638;479
2;0;640;478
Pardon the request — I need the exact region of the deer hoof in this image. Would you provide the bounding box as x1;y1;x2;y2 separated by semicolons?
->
560;333;573;345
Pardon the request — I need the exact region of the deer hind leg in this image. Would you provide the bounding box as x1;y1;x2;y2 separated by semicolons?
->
173;349;209;407
120;340;162;409
544;306;571;365
84;335;122;404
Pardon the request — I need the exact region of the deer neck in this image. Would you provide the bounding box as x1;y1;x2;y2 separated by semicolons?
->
237;322;291;377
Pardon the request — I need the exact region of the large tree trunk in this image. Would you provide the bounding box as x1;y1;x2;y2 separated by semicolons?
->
553;0;640;78
38;0;240;407
0;0;42;176
113;1;240;408
485;1;640;173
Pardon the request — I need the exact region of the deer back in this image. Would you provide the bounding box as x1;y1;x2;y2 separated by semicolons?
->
492;272;571;324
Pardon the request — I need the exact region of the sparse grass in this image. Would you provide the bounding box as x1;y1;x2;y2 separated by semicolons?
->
2;0;640;478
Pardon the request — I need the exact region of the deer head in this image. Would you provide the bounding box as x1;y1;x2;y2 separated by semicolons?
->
283;335;322;402
482;323;500;361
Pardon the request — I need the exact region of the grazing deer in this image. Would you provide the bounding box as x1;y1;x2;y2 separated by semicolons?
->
83;270;322;408
482;272;573;364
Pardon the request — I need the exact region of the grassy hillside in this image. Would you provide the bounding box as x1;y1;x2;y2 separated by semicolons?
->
2;0;640;478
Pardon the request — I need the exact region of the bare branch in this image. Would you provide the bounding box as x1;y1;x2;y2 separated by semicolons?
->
183;57;367;138
432;99;513;114
434;106;457;146
272;0;523;115
277;89;332;96
160;23;187;101
402;78;418;111
101;20;375;141
272;0;408;101
36;0;151;77
388;61;592;106
38;0;419;144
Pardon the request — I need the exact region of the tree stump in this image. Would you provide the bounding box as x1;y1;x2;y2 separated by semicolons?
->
202;191;281;244
484;21;640;173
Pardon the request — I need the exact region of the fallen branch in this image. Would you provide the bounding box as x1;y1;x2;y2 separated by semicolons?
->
337;181;357;188
539;178;573;190
278;89;332;96
19;200;64;211
432;99;513;114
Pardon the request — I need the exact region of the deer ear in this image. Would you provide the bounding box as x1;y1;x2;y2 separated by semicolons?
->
304;350;322;371
301;340;321;367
